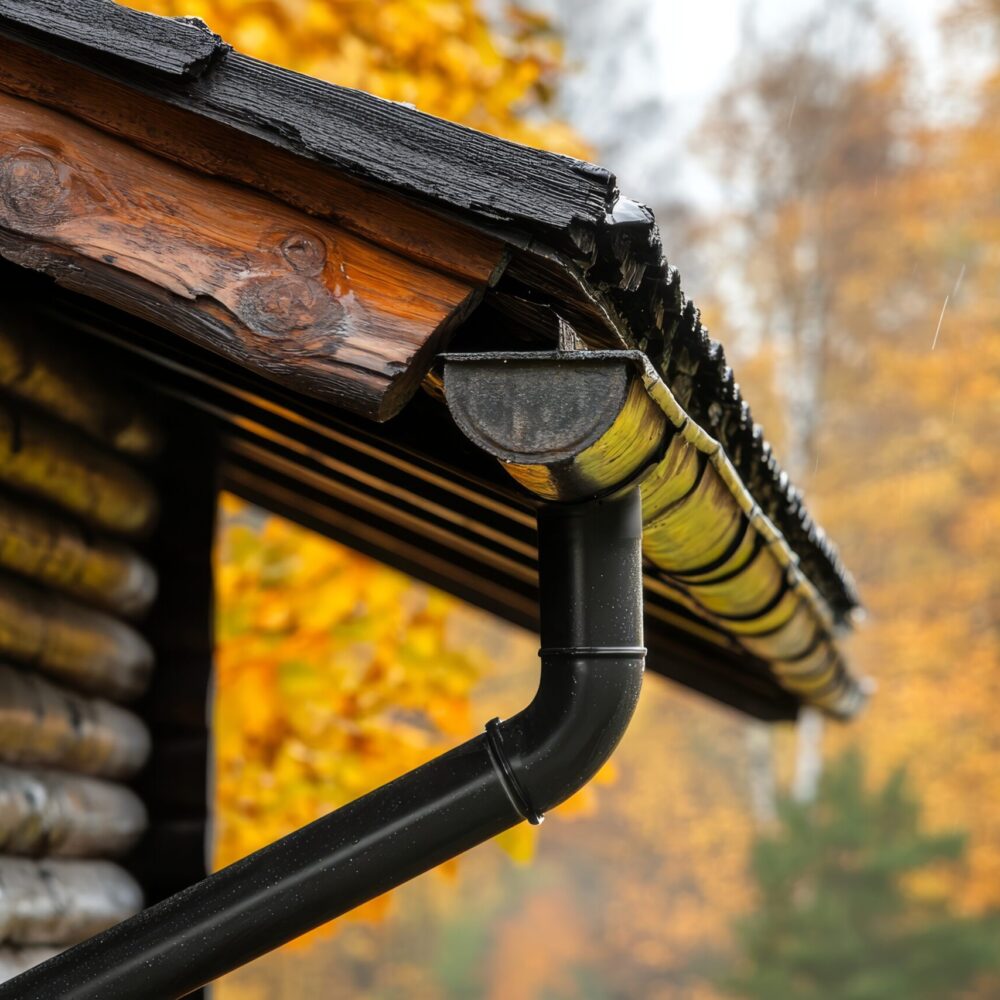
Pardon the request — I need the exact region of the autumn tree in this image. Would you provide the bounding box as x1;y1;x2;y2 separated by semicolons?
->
700;6;909;479
695;0;1000;923
695;6;913;813
126;0;587;155
722;751;1000;1000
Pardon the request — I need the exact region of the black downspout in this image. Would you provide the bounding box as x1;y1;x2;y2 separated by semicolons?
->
1;492;644;1000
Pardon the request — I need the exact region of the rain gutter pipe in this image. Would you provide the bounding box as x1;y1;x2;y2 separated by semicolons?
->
1;357;646;999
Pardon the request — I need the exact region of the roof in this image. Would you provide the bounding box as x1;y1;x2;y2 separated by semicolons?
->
0;0;866;718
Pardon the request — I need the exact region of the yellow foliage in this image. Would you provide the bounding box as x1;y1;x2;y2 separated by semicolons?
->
213;499;488;906
125;0;589;157
698;0;1000;928
213;496;619;948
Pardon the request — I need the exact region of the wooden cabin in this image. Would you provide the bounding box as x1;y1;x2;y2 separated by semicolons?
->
0;1;866;994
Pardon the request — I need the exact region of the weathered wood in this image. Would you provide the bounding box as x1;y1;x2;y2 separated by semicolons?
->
0;3;613;258
0;399;158;538
0;0;225;79
0;493;156;618
0;766;147;858
0;36;507;287
0;857;142;945
0;92;496;419
0;666;150;779
0;575;152;701
0;307;161;458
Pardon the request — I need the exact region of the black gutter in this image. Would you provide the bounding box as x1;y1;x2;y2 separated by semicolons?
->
0;492;645;999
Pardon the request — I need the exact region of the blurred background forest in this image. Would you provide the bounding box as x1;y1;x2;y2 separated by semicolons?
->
130;0;1000;996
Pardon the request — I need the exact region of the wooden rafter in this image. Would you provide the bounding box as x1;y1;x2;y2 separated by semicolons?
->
0;92;506;419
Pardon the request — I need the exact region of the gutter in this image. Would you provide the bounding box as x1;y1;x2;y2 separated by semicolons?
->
443;350;869;719
0;490;645;997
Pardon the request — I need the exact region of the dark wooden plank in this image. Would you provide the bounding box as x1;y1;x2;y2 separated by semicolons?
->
0;92;497;419
0;0;225;79
186;52;613;255
0;36;509;287
0;5;614;258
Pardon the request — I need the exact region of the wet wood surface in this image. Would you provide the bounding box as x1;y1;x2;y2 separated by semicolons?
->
0;36;507;288
0;574;153;702
0;493;156;618
0;765;147;858
0;0;225;79
0;856;142;945
0;400;158;539
0;665;150;780
0;92;498;419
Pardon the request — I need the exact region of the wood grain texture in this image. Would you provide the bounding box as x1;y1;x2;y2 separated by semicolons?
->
0;856;142;945
0;0;225;79
0;36;507;287
187;52;611;255
0;4;613;258
0;492;157;618
0;766;147;858
0;93;495;419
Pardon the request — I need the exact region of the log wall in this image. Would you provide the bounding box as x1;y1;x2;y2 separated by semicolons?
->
0;305;175;977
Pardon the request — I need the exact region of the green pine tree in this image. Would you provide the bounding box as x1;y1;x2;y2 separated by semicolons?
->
722;750;1000;1000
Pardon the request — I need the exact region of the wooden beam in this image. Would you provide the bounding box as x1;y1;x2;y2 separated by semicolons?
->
0;5;613;258
0;856;142;945
0;398;158;539
0;92;500;419
0;493;157;619
0;573;153;702
0;36;507;288
0;765;147;858
0;0;226;80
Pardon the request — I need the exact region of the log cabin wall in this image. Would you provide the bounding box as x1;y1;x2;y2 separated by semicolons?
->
0;301;216;983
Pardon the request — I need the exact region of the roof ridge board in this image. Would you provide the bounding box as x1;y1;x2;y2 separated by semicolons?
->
190;53;615;249
0;0;228;80
0;0;616;259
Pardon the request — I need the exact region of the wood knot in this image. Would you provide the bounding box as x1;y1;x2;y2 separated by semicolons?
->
279;232;327;276
236;274;345;337
0;149;71;228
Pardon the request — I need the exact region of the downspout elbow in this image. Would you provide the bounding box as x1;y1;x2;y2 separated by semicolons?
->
485;492;645;822
0;439;647;1000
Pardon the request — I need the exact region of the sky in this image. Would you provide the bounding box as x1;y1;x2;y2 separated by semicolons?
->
543;0;951;207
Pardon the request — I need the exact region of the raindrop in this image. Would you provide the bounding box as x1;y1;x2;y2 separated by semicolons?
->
951;263;966;297
931;295;949;350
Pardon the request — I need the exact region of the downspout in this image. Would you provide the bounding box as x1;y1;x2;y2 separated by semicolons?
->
1;492;645;1000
